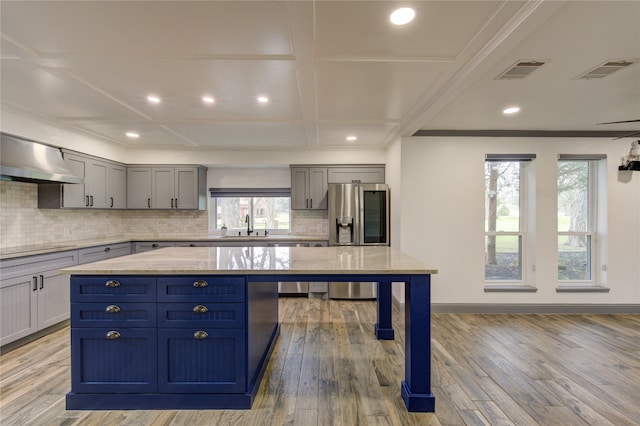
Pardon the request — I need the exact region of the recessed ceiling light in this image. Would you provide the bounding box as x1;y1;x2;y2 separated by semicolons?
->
346;136;357;141
202;96;215;104
503;107;521;115
146;95;161;104
257;96;269;103
390;7;415;25
126;132;140;139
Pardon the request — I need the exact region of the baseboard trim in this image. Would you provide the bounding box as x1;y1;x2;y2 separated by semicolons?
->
430;304;639;314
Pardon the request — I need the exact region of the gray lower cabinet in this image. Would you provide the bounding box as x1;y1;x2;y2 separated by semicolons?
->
0;250;78;346
78;243;132;264
134;242;211;253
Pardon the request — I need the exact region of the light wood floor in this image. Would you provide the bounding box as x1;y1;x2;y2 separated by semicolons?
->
1;298;639;425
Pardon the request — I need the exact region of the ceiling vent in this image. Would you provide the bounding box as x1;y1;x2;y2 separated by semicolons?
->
495;60;545;80
577;60;636;79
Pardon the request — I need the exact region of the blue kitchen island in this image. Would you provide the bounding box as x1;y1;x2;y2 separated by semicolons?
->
63;246;437;412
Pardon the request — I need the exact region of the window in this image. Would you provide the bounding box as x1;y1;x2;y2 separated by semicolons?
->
484;154;534;281
557;156;601;282
209;188;291;234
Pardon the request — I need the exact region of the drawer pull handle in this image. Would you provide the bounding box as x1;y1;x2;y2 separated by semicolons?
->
193;305;208;314
104;247;111;252
193;280;208;288
193;331;208;340
105;305;121;314
105;280;121;288
106;331;121;340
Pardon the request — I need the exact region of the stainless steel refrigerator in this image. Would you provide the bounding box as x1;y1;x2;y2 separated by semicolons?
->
328;183;390;299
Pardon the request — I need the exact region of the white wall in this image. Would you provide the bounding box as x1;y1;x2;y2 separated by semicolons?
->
400;136;640;306
385;138;405;302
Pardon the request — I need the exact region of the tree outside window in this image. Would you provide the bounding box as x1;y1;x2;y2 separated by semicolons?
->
485;160;526;281
557;160;594;281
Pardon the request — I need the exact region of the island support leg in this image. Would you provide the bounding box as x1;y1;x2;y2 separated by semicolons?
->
401;275;435;412
375;281;395;340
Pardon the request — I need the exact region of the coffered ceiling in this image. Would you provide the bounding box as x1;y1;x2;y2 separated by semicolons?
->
1;1;639;150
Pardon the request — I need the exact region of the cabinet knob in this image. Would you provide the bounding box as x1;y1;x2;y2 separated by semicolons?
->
192;280;209;288
193;305;209;314
193;331;208;340
105;305;121;314
106;331;121;340
105;280;121;288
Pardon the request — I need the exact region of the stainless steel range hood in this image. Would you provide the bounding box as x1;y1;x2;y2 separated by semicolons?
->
0;133;84;184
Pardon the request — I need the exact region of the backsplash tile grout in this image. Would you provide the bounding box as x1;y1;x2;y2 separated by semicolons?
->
0;181;328;249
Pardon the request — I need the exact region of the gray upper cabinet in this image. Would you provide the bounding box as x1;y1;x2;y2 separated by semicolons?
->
291;167;327;210
38;151;127;209
127;167;153;209
327;166;385;184
128;166;207;210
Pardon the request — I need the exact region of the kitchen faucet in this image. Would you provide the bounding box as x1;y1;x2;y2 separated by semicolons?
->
245;214;253;236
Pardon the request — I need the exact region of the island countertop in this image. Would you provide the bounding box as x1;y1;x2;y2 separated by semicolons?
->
62;246;438;275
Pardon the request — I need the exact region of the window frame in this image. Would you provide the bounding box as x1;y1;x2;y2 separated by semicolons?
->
556;158;600;284
208;188;291;235
484;155;534;284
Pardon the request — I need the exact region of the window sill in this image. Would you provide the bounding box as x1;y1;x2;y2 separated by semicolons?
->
556;286;610;293
484;285;537;293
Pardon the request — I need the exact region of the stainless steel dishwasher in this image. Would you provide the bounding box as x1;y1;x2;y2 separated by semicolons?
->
268;242;309;296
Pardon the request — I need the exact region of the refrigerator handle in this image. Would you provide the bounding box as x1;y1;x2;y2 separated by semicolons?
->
355;183;361;245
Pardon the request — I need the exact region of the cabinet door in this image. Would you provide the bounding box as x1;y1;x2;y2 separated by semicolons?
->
37;268;71;329
308;167;328;209
152;168;175;209
174;168;198;209
158;328;246;393
127;167;152;209
71;328;158;393
291;168;309;210
63;153;88;208
108;164;127;209
0;275;38;346
86;159;109;208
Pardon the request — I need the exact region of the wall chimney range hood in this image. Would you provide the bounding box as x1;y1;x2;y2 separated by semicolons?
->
0;133;84;184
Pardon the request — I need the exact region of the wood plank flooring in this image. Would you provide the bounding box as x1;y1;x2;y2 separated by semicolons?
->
1;298;639;425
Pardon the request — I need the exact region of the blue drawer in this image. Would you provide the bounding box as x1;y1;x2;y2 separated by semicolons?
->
71;303;156;328
158;303;244;328
157;276;245;302
71;276;156;302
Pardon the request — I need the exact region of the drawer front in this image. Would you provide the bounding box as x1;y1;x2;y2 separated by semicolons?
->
71;276;156;302
158;328;246;393
71;328;158;393
158;303;244;328
78;243;131;264
157;276;245;302
71;303;156;328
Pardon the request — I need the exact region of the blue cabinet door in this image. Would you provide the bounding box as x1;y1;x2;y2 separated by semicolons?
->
71;328;158;393
158;328;246;393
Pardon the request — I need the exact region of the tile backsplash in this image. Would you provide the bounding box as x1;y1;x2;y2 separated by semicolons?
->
0;181;327;249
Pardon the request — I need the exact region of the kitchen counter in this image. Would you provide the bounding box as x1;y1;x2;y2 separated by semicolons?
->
63;246;436;275
64;246;437;412
0;234;328;260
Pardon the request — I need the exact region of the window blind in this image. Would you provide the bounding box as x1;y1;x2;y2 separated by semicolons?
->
209;188;291;197
485;154;536;161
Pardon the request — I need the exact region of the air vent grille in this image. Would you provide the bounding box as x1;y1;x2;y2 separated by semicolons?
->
495;60;545;80
577;60;636;79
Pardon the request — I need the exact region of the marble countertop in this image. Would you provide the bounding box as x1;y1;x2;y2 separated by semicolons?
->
0;235;328;260
62;246;438;275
